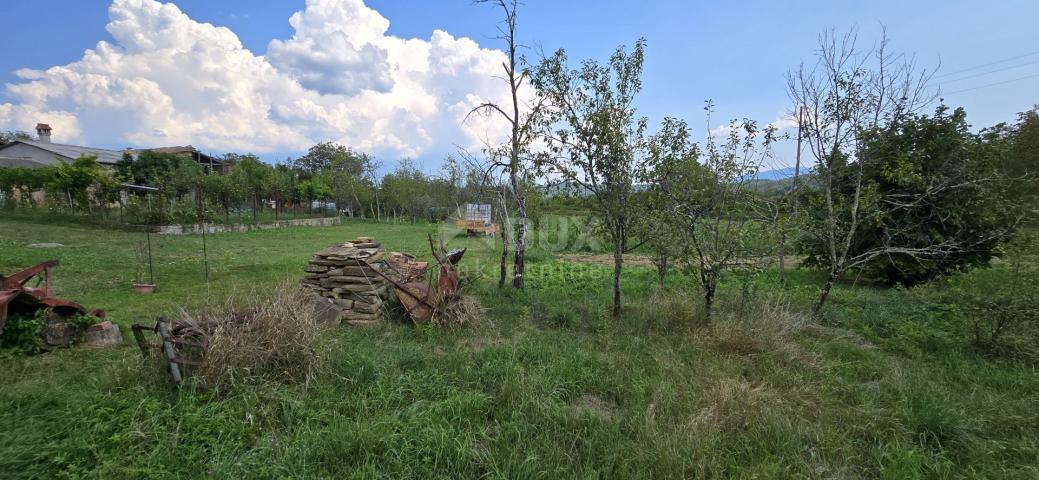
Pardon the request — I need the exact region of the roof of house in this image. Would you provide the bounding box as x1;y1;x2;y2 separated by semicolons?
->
1;140;124;165
0;156;47;168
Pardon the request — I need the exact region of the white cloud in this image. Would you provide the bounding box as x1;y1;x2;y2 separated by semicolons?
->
709;112;800;139
267;0;394;95
0;0;515;162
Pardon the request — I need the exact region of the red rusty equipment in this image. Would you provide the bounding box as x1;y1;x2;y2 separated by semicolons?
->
0;260;105;333
368;234;465;324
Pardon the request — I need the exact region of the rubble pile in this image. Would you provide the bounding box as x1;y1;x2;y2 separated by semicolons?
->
301;237;392;326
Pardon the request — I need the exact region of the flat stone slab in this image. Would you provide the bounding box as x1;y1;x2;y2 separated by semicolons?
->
29;243;64;248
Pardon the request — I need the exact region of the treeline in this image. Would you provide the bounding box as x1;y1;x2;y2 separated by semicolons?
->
0;142;554;226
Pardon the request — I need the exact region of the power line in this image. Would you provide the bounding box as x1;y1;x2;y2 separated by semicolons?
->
943;72;1039;95
933;49;1039;79
939;59;1039;84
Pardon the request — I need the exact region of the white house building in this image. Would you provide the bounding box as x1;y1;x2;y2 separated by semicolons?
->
0;123;228;174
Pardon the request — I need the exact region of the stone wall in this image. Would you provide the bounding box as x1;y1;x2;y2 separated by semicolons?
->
156;216;340;235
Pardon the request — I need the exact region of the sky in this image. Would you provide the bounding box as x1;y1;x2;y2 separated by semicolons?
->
1;0;1037;175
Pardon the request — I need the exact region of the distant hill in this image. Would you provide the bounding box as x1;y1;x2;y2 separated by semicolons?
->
752;167;799;181
744;167;810;195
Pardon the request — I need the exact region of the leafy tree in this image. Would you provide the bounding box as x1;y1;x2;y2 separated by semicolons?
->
533;39;648;317
117;150;185;187
0;167;52;209
295;142;364;178
803;105;1018;285
788;28;940;311
48;155;105;210
297;143;374;216
381;158;433;221
647;114;777;321
203;173;243;223
297;178;332;214
1007;104;1039;207
270;164;298;219
232;155;272;221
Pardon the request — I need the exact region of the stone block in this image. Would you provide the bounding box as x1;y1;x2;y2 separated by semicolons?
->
82;321;124;348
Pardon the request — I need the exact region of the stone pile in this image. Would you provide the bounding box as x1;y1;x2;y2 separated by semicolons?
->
301;237;392;326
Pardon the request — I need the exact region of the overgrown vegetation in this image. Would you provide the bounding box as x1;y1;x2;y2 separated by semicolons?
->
1;216;1038;477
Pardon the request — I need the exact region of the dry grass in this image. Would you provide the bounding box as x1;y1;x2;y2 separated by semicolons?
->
704;295;810;356
177;285;323;390
687;378;783;435
431;294;489;329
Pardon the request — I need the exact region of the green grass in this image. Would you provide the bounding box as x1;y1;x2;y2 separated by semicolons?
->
1;216;1037;478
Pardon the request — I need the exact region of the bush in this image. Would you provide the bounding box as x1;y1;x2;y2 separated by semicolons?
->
0;311;45;355
946;234;1039;359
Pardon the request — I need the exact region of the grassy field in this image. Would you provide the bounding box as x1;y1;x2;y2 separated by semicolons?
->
1;215;1037;478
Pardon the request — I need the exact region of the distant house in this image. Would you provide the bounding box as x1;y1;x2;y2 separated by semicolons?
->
0;123;228;174
0;124;123;168
126;145;230;175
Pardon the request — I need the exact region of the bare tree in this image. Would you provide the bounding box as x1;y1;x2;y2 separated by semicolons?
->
532;40;648;317
470;0;543;289
788;27;943;312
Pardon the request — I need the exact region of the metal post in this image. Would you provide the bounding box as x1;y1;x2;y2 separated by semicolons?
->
201;221;209;283
146;230;155;285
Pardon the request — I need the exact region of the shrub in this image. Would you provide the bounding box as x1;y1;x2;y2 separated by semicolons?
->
947;234;1039;359
0;311;45;355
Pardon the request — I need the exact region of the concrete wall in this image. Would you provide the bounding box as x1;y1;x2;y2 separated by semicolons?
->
156;216;341;235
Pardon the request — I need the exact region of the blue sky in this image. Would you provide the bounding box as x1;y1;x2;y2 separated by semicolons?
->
1;0;1037;174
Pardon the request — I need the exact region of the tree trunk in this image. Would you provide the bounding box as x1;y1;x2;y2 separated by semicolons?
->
612;231;623;317
158;189;166;225
513;192;527;288
498;192;510;289
499;232;510;289
704;287;715;324
814;270;838;313
657;255;668;288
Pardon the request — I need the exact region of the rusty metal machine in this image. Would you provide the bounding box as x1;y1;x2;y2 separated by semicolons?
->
369;235;466;324
0;260;105;334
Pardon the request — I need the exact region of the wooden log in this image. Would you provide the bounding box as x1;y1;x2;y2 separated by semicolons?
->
156;318;183;385
131;323;151;358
